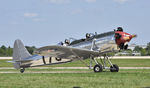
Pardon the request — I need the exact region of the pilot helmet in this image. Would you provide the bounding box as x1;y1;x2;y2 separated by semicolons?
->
117;27;123;32
86;33;91;39
64;39;70;44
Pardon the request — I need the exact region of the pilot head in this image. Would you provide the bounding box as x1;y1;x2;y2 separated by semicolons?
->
64;39;70;45
86;33;91;39
117;27;123;32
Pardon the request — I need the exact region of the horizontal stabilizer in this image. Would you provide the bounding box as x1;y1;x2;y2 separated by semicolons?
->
9;55;43;63
23;55;43;61
7;61;16;63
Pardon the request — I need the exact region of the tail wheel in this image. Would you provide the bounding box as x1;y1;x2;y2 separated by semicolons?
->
94;64;103;72
110;64;119;72
20;68;25;73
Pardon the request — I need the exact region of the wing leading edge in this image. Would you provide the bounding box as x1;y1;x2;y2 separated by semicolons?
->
35;45;117;60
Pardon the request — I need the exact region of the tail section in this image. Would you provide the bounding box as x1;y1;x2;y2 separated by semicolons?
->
13;39;31;69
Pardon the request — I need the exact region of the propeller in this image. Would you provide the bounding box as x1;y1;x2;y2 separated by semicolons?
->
132;34;137;38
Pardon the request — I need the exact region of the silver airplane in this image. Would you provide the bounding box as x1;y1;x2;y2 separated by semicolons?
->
10;28;136;73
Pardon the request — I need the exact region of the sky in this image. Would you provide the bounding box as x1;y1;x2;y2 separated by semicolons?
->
0;0;150;48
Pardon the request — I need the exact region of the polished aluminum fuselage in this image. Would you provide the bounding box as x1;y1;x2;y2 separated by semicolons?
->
70;31;116;52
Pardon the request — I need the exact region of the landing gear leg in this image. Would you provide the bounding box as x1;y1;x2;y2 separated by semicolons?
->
89;57;93;69
20;68;25;73
92;56;103;72
91;54;119;72
124;42;129;50
124;44;128;50
106;56;119;72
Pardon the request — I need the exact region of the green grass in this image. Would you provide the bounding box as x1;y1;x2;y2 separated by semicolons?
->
1;59;150;67
1;58;150;88
0;59;13;67
0;68;91;72
111;59;150;67
0;69;150;88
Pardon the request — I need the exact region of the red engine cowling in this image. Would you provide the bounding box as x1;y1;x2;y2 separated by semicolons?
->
115;31;136;50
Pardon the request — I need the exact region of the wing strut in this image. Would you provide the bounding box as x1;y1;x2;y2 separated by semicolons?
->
70;49;90;67
42;56;46;64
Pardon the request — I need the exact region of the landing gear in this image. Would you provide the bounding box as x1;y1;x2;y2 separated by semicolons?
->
119;43;128;50
124;45;128;50
110;64;119;72
89;55;119;72
93;64;103;72
119;43;124;49
20;68;25;73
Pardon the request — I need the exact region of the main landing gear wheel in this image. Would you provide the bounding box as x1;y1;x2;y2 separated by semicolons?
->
20;68;25;73
110;64;119;72
94;64;103;72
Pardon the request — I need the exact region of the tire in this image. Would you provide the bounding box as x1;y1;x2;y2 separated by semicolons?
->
20;68;25;73
110;64;119;72
94;64;103;72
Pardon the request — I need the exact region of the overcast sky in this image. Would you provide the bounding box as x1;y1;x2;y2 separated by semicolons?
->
0;0;150;47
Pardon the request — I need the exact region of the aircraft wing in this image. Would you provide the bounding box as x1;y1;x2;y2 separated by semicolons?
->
35;45;116;60
36;45;98;60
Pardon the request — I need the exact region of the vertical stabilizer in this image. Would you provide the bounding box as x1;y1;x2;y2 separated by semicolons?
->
13;39;31;69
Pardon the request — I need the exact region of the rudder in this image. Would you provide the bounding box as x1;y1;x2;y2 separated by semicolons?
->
13;39;31;69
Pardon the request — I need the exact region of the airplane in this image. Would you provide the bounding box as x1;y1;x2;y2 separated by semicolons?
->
10;27;136;73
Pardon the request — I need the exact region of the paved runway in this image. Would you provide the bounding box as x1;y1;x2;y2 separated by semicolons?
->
0;67;150;73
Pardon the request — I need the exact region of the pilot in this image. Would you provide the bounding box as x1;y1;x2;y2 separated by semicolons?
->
86;33;91;39
117;27;123;32
63;39;70;46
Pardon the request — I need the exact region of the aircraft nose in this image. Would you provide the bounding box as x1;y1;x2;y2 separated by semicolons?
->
124;34;137;41
124;37;130;41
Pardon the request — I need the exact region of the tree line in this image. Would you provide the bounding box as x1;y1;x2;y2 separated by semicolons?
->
134;42;150;56
0;45;36;56
0;42;150;56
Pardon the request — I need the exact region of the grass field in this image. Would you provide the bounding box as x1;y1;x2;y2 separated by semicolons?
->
0;69;150;88
0;59;150;88
1;59;150;67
